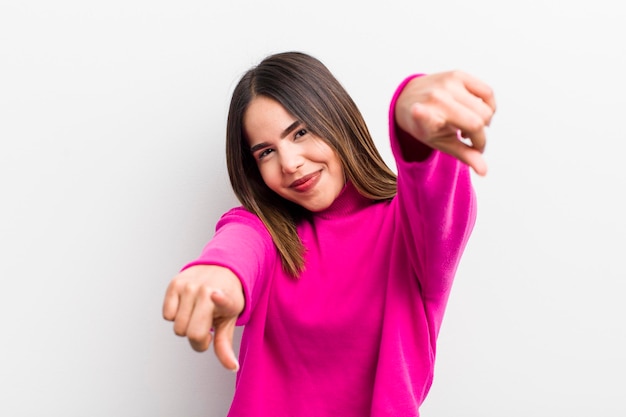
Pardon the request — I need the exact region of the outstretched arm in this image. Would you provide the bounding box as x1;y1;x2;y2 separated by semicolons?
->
394;71;496;176
163;264;245;372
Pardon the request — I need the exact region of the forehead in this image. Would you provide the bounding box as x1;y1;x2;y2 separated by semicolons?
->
243;96;296;143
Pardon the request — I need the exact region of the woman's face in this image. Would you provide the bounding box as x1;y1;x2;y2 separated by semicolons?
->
244;96;345;212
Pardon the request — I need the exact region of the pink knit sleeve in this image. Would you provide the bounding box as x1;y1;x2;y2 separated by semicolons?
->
181;207;277;326
388;75;477;331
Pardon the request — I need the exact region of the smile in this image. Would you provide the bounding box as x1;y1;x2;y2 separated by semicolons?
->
289;171;322;192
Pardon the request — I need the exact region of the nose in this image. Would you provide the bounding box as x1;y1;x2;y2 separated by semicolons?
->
279;144;304;174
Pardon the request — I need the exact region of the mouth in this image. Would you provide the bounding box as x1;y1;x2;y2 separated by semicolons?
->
289;171;322;192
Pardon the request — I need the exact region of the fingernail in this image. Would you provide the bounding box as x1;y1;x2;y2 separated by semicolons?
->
231;358;240;373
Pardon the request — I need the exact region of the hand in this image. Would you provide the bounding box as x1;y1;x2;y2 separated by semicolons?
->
395;71;496;176
162;265;245;371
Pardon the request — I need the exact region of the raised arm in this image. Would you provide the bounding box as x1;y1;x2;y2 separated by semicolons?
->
388;71;496;333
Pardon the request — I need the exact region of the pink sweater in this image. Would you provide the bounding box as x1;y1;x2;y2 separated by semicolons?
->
184;76;476;417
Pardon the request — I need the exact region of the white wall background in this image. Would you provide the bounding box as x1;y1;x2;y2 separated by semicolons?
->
1;0;624;416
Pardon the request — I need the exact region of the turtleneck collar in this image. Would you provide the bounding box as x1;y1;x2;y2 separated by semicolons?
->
313;181;373;220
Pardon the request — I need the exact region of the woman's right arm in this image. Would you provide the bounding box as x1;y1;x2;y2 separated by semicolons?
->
162;207;276;371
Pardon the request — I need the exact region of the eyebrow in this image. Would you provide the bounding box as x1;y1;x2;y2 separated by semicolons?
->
249;120;302;153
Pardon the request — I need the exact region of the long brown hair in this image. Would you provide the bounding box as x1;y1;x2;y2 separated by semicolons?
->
226;51;397;276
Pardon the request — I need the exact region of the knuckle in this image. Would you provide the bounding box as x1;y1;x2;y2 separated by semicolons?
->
174;278;215;299
181;282;197;295
189;330;211;348
449;69;464;80
173;325;186;337
187;328;201;341
169;276;187;292
190;339;208;352
430;117;447;131
197;285;214;300
465;115;485;133
441;70;463;88
426;88;446;104
483;85;494;99
482;111;493;125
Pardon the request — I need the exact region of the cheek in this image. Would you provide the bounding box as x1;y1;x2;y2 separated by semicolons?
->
330;152;343;171
311;141;340;165
322;149;343;177
257;162;281;191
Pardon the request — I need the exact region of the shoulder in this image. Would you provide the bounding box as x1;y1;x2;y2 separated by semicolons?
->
216;206;273;242
219;206;263;226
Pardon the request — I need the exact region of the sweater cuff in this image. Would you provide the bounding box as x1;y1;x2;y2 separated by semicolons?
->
388;74;438;164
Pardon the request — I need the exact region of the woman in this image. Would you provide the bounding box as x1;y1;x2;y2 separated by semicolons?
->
163;51;495;416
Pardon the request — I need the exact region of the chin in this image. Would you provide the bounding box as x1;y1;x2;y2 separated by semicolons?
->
303;199;333;212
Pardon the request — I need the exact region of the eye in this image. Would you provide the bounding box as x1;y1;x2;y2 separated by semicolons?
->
257;148;274;160
294;128;307;140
